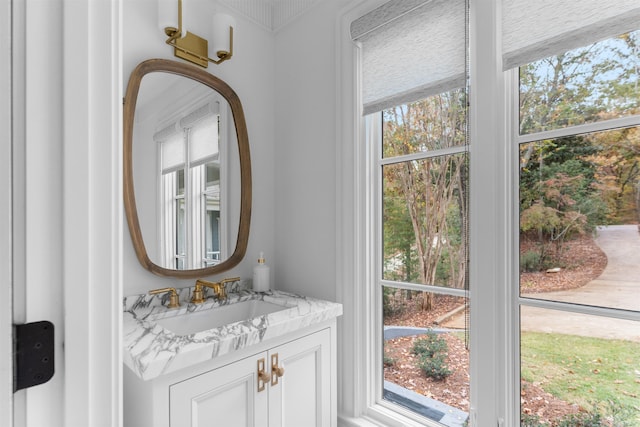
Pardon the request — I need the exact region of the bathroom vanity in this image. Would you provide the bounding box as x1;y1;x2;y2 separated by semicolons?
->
121;59;342;426
123;289;342;427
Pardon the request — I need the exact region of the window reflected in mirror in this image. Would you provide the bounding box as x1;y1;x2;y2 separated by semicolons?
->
157;112;223;270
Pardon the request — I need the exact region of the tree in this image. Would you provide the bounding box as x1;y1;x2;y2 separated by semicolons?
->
519;31;640;135
519;30;640;269
383;90;467;310
586;125;640;223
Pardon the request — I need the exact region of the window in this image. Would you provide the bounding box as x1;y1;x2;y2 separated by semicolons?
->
379;92;469;426
350;0;469;425
517;31;640;426
341;1;640;426
158;104;223;270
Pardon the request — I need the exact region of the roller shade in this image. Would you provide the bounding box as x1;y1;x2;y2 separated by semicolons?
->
351;0;466;115
155;125;185;175
189;114;219;167
502;0;640;70
179;101;219;128
155;101;219;172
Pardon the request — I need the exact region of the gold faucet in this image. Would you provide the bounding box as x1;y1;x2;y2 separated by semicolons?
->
149;287;181;308
191;277;240;304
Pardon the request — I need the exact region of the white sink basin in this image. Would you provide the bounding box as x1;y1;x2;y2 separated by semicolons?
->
155;300;289;336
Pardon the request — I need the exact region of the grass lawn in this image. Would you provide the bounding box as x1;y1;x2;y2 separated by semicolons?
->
521;332;640;423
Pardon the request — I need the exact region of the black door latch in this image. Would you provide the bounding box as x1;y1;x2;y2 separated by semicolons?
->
13;321;55;392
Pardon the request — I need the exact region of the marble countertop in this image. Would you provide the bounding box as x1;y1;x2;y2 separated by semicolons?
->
123;288;343;381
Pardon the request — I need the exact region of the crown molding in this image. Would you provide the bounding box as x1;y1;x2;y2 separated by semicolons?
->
218;0;321;32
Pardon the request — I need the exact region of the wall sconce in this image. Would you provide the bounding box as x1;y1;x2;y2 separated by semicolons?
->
159;0;235;68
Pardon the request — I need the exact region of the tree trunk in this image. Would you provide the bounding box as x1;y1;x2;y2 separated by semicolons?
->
421;292;433;311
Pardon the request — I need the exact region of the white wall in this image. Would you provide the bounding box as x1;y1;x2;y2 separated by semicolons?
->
273;0;352;302
123;0;276;294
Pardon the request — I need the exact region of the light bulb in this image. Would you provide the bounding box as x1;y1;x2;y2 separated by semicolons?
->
158;0;187;36
211;13;235;59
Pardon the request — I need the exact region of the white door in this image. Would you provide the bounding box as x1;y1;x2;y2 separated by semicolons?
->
269;329;332;427
4;1;66;426
3;2;122;427
170;354;270;427
1;1;13;425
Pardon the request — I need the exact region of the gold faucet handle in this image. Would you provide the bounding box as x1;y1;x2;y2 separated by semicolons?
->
192;277;239;302
193;279;224;302
149;287;180;308
221;276;240;285
213;283;226;300
219;277;240;297
191;283;206;304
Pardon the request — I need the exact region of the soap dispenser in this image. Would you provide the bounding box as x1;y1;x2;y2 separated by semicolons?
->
253;252;270;292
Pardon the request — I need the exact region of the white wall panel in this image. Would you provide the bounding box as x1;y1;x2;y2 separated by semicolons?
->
273;1;348;301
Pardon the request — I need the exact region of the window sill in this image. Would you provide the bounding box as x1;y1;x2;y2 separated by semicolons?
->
339;404;451;427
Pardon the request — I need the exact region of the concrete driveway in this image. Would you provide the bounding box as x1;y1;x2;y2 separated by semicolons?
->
443;225;640;342
521;225;640;342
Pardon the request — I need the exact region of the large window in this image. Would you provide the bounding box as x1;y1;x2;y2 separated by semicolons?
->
379;92;469;426
343;1;640;426
345;0;640;427
517;31;640;426
351;0;469;424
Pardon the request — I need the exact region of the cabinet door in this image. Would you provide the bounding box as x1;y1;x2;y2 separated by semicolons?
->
170;353;269;427
268;328;332;427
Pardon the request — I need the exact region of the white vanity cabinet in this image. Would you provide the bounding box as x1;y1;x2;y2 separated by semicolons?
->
170;328;331;427
124;322;336;427
268;328;331;427
170;353;269;427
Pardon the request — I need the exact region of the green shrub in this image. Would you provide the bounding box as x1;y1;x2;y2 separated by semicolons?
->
521;413;547;427
418;353;451;380
383;287;405;317
413;331;451;380
383;349;396;367
520;250;542;272
412;331;447;357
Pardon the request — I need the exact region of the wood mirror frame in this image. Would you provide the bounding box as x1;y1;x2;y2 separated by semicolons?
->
124;58;251;278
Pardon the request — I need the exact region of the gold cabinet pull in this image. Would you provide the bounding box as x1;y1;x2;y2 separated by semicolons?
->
270;353;285;386
257;358;270;392
148;287;180;308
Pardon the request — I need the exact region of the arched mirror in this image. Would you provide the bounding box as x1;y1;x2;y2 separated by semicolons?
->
124;59;251;278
